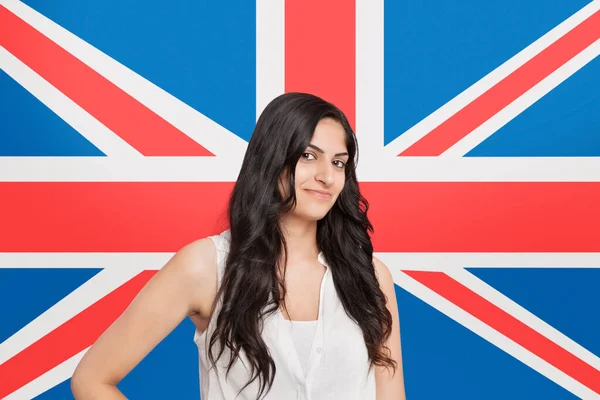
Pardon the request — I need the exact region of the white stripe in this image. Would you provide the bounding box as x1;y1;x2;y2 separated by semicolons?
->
0;267;144;364
444;39;600;157
256;0;285;121
356;157;600;182
355;0;385;164
2;252;600;270
0;157;243;181
384;0;600;157
0;253;173;269
1;156;600;182
4;348;87;400
0;46;141;157
376;252;600;270
446;268;600;370
2;0;248;158
392;270;600;399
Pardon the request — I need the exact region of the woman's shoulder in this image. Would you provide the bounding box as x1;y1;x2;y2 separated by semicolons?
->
169;232;226;317
177;237;218;272
177;229;229;272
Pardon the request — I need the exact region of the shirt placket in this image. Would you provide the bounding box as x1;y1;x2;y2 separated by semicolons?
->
302;265;330;400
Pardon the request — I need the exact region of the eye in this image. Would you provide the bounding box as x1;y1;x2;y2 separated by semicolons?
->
301;152;316;160
333;160;346;169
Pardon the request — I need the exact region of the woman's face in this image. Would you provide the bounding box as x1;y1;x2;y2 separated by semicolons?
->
280;117;349;221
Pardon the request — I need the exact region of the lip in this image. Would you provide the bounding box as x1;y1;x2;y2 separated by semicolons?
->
304;189;332;200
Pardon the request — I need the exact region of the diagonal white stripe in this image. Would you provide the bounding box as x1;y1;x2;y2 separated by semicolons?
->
256;0;285;121
383;0;600;157
0;45;141;157
2;0;248;159
392;269;600;399
4;348;87;400
443;39;600;157
0;267;144;365
446;268;600;370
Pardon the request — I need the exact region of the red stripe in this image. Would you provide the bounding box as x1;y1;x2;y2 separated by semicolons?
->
365;181;600;252
0;270;156;398
0;182;599;252
0;182;231;252
0;6;212;156
399;10;600;156
406;271;600;394
285;0;356;129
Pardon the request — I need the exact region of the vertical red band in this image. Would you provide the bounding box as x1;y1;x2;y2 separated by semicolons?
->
285;0;356;129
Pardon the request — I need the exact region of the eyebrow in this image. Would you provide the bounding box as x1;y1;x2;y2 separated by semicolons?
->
307;144;349;157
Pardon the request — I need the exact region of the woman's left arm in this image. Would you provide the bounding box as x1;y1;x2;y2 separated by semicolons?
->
373;256;407;400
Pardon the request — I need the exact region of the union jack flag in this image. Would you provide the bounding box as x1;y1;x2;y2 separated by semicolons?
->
0;0;599;398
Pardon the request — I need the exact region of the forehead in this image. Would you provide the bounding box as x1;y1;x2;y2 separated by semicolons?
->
310;118;347;152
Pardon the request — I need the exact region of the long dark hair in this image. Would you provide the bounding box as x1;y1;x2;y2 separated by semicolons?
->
208;92;396;398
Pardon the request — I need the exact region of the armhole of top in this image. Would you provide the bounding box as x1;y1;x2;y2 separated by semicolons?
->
208;234;222;288
194;230;229;345
208;229;230;288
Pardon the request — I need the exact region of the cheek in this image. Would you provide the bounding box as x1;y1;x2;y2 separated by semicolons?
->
294;164;313;188
335;174;346;194
333;186;344;202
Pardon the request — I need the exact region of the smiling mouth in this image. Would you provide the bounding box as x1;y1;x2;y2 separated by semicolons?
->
304;189;332;200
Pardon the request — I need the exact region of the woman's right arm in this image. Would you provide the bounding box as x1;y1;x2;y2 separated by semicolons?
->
70;237;219;399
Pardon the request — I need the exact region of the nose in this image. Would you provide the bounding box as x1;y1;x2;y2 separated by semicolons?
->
315;160;335;187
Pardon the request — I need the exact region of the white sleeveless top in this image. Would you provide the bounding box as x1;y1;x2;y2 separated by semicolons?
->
193;230;376;400
290;320;317;374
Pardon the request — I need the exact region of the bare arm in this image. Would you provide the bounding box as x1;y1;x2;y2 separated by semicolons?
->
373;256;406;400
70;238;218;399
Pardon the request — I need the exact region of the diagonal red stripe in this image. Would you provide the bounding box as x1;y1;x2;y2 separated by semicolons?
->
406;271;600;394
0;6;213;156
285;0;356;129
0;182;599;252
399;10;600;156
0;270;157;398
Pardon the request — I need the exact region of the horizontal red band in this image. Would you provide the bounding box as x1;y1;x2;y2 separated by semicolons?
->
0;181;598;252
0;6;212;156
285;0;356;129
407;271;600;394
365;181;600;252
0;270;156;398
400;10;600;156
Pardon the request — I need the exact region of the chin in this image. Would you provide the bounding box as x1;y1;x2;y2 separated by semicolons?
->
296;206;332;222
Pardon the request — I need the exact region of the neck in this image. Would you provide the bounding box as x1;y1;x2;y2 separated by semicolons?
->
278;214;320;265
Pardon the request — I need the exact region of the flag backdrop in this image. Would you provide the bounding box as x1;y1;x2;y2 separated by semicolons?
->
1;0;600;398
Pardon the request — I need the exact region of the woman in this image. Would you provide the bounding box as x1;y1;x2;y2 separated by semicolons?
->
71;92;406;399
